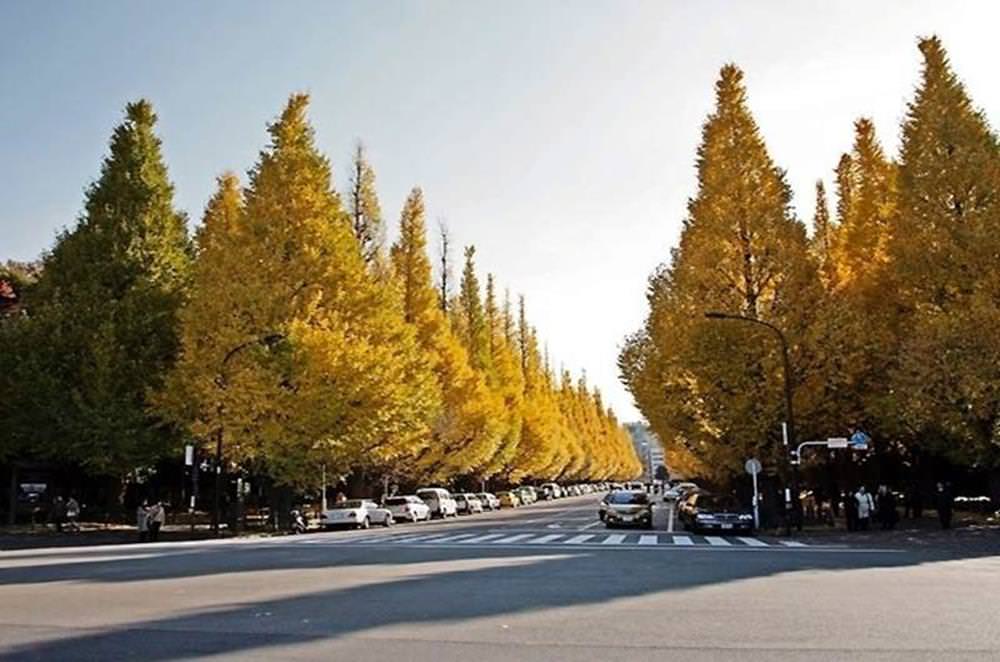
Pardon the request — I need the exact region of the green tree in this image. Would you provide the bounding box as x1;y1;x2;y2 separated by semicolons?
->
18;100;191;474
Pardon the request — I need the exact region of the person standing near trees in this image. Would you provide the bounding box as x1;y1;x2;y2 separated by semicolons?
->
855;486;874;531
843;490;858;532
136;500;150;542
147;501;165;542
935;482;953;529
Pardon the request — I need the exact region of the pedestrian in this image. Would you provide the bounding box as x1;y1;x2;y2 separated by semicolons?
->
843;490;858;532
50;496;66;533
147;501;166;542
65;496;81;532
877;485;898;530
935;482;953;529
137;500;150;543
855;486;874;531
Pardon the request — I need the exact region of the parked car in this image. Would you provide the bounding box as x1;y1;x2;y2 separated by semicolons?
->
384;495;432;523
455;493;484;515
517;486;538;505
477;492;500;511
665;482;700;501
416;488;459;518
679;493;754;534
602;490;654;529
321;499;393;530
540;482;562;500
625;481;646;492
497;491;521;508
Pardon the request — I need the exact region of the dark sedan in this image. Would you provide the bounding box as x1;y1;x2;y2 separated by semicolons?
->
679;493;754;534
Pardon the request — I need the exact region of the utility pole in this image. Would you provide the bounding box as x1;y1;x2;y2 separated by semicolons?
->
705;311;798;535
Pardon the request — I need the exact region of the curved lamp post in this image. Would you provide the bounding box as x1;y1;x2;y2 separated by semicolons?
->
704;311;798;535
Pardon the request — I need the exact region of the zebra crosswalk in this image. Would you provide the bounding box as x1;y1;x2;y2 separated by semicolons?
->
293;531;808;550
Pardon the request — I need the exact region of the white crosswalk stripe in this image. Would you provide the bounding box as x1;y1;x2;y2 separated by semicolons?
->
456;534;506;544
490;533;535;544
307;532;803;549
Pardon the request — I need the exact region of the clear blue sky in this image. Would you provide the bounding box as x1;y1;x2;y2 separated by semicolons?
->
2;1;999;420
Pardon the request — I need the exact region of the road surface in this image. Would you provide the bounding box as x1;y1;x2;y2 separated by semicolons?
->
1;494;998;661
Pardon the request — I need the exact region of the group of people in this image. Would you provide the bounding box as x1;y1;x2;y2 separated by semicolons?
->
841;482;954;532
136;500;166;542
48;495;81;532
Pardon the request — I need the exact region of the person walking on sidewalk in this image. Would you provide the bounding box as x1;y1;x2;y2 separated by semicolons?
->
843;490;858;532
935;482;954;529
147;501;166;542
855;486;874;531
136;500;150;542
877;485;898;530
64;496;81;532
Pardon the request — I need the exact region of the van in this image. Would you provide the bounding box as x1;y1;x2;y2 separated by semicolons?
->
416;487;458;518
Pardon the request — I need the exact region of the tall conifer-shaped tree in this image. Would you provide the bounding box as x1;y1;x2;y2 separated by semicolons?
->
810;180;837;290
620;64;820;480
889;37;1000;481
390;188;503;480
26;100;191;473
159;95;438;486
347;142;385;269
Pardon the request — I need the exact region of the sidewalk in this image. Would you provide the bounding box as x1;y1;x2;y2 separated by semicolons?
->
791;512;1000;554
0;522;273;551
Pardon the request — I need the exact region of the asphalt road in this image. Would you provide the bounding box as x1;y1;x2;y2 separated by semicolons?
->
1;494;998;661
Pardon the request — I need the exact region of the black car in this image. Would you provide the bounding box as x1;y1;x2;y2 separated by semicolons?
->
601;490;654;529
679;493;754;534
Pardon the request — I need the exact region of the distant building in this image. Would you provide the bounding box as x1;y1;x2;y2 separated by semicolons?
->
625;422;666;481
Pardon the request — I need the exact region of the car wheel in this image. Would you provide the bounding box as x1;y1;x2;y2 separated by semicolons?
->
360;517;370;530
383;516;393;528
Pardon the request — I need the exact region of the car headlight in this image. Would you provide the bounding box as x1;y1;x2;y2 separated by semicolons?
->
738;514;753;521
695;513;714;521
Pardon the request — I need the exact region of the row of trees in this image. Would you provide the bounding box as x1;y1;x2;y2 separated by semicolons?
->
620;36;1000;501
1;95;641;494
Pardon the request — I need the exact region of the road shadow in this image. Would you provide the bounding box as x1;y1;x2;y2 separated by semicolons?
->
1;531;999;660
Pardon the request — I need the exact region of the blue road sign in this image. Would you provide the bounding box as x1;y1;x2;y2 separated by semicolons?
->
849;430;871;449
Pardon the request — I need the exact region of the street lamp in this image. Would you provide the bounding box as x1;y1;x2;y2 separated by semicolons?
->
211;332;286;536
704;311;799;535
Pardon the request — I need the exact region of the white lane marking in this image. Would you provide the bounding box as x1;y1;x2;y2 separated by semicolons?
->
738;537;768;547
638;535;659;545
456;534;506;544
705;536;731;546
779;540;808;547
527;534;564;544
579;521;603;530
672;535;694;546
564;534;595;544
602;534;627;545
389;534;449;543
424;533;480;543
491;533;535;544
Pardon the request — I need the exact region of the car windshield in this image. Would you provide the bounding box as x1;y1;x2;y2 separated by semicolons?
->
332;500;364;509
608;491;649;505
697;496;742;511
385;497;408;506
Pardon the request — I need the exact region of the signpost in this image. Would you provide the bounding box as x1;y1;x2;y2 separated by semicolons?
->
745;457;762;529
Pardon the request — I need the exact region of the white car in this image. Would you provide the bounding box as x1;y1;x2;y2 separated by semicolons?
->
476;492;500;510
321;499;393;529
416;487;459;518
384;495;431;523
455;493;484;514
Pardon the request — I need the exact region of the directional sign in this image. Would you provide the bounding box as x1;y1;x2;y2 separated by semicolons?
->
744;458;762;476
849;430;871;450
826;437;849;449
